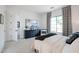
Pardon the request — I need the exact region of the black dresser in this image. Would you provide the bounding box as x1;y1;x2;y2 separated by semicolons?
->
24;29;41;39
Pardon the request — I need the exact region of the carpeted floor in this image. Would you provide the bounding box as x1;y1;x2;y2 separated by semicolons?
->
2;38;35;53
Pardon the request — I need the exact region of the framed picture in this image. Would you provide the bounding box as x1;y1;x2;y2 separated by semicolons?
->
25;19;31;28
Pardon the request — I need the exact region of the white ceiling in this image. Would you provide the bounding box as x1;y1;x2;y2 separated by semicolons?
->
7;5;65;13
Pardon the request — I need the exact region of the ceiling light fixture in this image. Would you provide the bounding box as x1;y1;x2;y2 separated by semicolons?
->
50;7;54;9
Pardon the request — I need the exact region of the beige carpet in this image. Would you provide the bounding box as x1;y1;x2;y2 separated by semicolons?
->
3;38;35;53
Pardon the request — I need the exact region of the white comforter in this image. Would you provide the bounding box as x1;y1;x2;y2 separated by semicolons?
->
33;35;67;53
63;38;79;53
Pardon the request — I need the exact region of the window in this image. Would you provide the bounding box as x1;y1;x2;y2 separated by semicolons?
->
50;16;63;34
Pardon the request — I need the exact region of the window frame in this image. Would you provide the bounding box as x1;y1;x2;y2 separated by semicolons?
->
50;15;63;34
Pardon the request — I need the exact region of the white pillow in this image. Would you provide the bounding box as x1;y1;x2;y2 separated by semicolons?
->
63;38;79;53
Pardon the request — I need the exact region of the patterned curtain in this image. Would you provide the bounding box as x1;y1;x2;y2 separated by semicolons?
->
47;12;52;33
62;5;72;36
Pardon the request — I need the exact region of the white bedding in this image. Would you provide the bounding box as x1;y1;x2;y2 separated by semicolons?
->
63;38;79;53
33;35;67;53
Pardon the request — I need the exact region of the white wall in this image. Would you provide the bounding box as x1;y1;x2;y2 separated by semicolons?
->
0;5;6;31
39;13;47;29
0;5;6;52
6;6;41;40
71;5;79;33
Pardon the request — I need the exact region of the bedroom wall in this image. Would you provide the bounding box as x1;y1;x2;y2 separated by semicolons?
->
71;5;79;33
39;13;47;29
0;5;6;52
0;5;6;32
6;5;41;41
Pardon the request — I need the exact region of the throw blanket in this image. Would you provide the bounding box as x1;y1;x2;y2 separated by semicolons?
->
33;35;67;53
35;33;56;41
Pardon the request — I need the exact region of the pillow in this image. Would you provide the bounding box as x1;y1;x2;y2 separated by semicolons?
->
66;32;79;44
35;33;56;41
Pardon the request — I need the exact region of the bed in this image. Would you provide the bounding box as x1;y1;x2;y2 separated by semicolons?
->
33;35;67;53
32;32;79;53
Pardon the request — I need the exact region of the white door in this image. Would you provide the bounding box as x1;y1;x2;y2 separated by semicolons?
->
7;15;18;41
11;19;18;41
7;14;20;41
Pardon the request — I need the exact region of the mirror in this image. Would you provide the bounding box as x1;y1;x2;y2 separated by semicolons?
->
25;19;39;30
